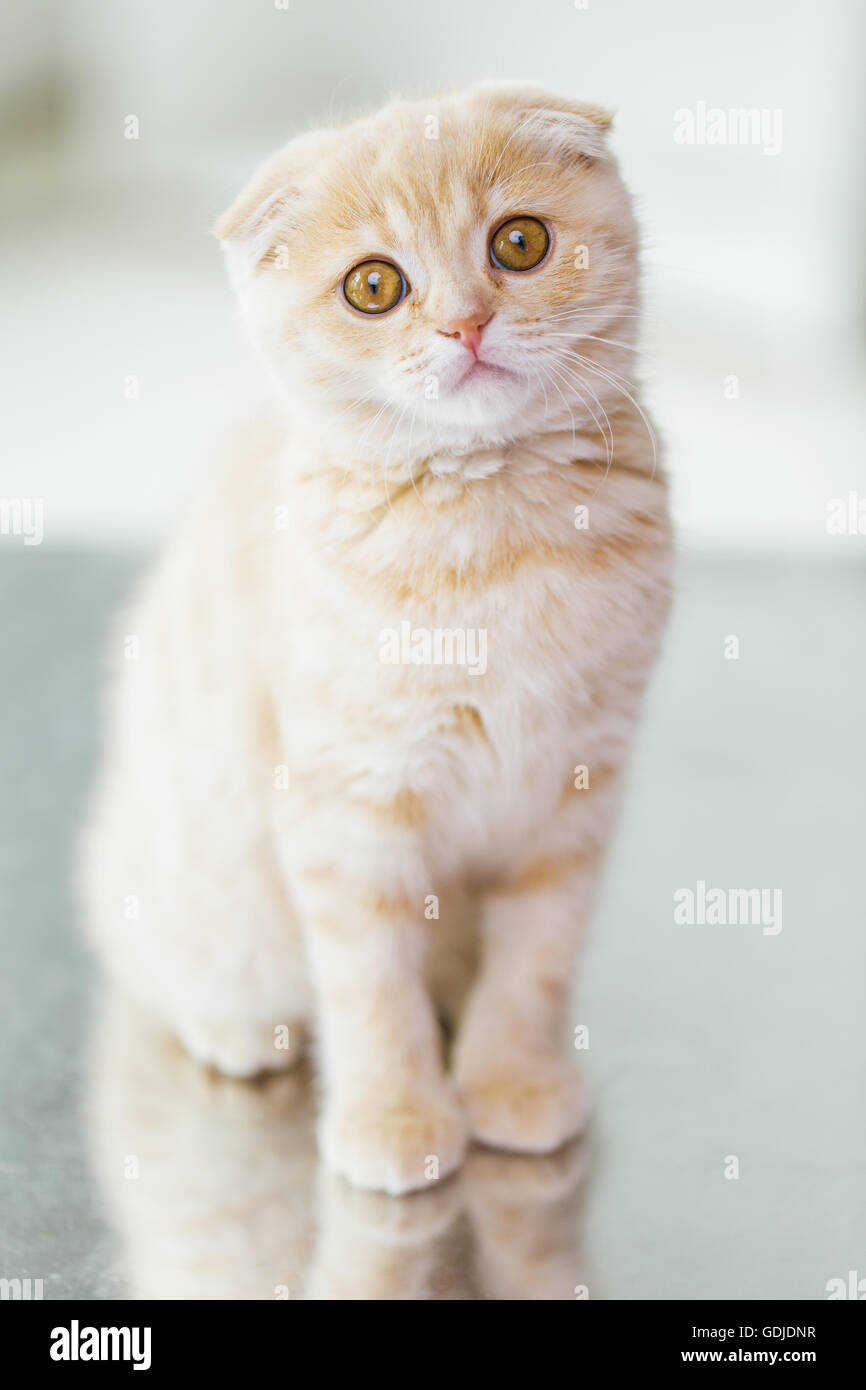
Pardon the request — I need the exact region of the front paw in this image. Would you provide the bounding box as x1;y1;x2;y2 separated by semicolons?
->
177;1018;305;1078
319;1091;467;1195
457;1066;586;1154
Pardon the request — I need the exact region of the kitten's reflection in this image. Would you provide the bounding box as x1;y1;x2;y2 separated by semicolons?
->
85;997;587;1300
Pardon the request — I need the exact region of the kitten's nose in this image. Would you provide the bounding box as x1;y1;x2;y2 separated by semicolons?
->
437;312;493;357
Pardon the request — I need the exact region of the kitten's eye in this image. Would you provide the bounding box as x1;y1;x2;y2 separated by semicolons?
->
343;259;406;314
490;216;550;272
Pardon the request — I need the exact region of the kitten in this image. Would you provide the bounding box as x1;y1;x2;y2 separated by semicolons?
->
81;83;672;1195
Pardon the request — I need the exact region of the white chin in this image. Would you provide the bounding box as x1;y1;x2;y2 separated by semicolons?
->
434;372;528;430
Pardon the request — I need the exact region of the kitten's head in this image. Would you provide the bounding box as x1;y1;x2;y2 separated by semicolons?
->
216;84;638;461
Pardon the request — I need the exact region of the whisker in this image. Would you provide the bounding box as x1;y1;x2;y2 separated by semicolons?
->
404;405;426;508
536;359;578;453
349;396;396;496
380;400;411;517
545;332;640;352
542;355;614;470
558;349;658;480
549;359;618;494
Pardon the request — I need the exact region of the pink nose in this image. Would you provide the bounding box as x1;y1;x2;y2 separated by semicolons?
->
438;313;493;357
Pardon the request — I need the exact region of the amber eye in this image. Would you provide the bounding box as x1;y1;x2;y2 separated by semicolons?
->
490;216;550;272
343;259;406;314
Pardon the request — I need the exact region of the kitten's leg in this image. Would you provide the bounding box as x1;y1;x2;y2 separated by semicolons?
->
454;767;621;1152
291;845;466;1195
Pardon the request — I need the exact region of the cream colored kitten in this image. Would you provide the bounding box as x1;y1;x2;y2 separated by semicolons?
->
81;83;672;1195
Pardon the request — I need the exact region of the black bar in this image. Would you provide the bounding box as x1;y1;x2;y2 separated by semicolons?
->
4;1298;863;1374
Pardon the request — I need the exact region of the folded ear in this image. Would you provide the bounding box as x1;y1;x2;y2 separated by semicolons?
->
473;82;614;162
212;129;332;268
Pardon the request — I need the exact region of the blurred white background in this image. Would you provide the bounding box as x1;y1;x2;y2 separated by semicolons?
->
2;0;865;550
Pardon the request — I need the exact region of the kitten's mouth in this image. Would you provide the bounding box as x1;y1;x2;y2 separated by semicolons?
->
452;359;512;390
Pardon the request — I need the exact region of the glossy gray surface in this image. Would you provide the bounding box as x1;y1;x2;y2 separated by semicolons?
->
1;550;864;1299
